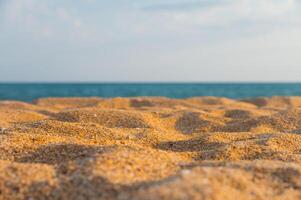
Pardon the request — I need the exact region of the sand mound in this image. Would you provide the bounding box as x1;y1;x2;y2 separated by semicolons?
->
98;97;181;109
132;160;301;200
34;97;103;109
0;160;56;199
186;97;235;106
225;108;301;133
242;96;301;108
0;108;46;128
91;146;190;184
55;109;152;128
186;97;257;109
0;101;40;110
224;108;273;119
198;133;301;162
2;97;301;199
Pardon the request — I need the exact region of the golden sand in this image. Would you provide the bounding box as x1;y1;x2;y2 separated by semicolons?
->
1;96;301;199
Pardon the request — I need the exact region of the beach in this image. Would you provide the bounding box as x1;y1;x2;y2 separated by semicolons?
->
1;96;301;199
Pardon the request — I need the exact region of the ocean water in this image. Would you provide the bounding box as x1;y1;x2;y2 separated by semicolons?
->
1;83;301;102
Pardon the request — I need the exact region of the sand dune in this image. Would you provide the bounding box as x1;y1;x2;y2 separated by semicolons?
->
1;97;301;199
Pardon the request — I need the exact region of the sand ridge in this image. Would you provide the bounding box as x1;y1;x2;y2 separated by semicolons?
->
1;96;301;199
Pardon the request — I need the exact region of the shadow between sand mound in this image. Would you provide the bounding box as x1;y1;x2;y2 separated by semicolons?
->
35;110;58;118
22;160;301;200
175;112;222;134
155;133;301;162
26;175;126;200
130;99;154;108
16;143;112;165
17;143;177;199
24;158;126;199
224;109;253;119
16;138;301;199
10;144;127;199
156;137;225;153
4;140;301;199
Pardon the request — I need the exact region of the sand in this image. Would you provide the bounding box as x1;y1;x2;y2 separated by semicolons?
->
1;96;301;199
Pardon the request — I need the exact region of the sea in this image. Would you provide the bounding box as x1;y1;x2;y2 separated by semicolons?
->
1;83;301;102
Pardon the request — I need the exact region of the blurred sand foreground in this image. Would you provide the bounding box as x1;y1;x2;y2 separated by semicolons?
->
1;96;301;200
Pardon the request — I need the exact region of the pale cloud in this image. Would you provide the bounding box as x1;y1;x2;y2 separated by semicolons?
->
73;20;82;28
2;0;85;37
56;7;71;21
56;7;82;29
1;0;301;82
118;0;299;41
150;0;298;26
143;0;222;11
82;0;96;3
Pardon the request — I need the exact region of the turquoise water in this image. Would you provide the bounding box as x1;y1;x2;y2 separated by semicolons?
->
1;83;301;102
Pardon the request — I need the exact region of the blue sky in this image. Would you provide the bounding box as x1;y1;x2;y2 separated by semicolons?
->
0;0;301;82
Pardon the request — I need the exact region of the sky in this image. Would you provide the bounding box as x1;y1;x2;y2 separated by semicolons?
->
0;0;301;82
